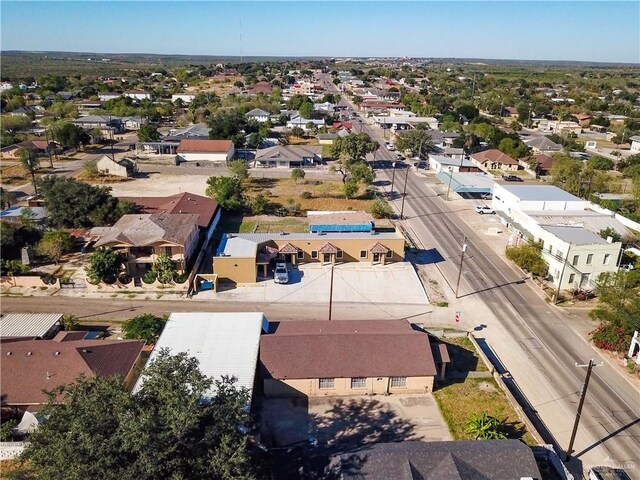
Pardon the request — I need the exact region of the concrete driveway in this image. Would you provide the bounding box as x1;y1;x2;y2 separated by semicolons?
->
259;394;451;450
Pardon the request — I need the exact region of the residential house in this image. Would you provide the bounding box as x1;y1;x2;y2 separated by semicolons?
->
360;101;406;115
574;113;593;127
313;101;335;112
260;320;448;397
428;154;481;173
0;140;55;160
501;106;519;118
246;108;270;123
176;139;235;165
373;115;439;131
96;155;138;177
0;206;48;226
471;149;520;172
0;82;14;92
93;213;200;275
538;119;582;134
330;440;541;480
0;313;63;340
0;333;145;410
135;312;267;402
318;133;338;145
630;135;640;153
77;100;104;112
213;230;406;284
171;93;196;104
123;90;152;101
166;123;210;140
98;92;122;101
254;145;323;168
307;211;374;233
286;114;325;131
121;116;146;130
519;153;555;176
118;192;221;242
10;105;43;116
249;82;273;95
73;115;124;134
523;136;563;154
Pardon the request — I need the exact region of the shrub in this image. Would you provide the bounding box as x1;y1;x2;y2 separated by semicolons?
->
152;255;177;284
142;270;157;284
505;242;548;277
590;322;632;352
284;198;301;216
251;192;269;215
0;259;30;276
61;314;79;331
370;197;394;219
122;314;166;343
300;191;313;199
173;271;189;284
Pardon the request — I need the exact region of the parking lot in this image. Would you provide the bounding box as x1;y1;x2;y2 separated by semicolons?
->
259;394;451;450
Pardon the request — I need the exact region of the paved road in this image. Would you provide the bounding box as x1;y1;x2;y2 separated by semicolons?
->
328;78;640;476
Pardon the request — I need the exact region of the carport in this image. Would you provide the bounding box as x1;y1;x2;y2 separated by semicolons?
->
437;171;495;198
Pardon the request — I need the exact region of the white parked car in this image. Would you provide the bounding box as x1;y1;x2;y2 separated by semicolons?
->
475;205;495;215
274;263;289;284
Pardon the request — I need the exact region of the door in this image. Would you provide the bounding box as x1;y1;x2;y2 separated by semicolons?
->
373;253;381;264
323;253;331;263
579;273;591;289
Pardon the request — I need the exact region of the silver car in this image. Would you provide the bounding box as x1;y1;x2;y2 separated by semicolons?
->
274;263;289;284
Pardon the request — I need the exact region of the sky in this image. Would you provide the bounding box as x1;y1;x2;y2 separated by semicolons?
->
1;1;639;63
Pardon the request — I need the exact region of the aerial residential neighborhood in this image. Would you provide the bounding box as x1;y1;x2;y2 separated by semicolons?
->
1;1;640;480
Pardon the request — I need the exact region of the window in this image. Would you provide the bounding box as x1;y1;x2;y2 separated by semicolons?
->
311;250;318;259
319;378;335;389
336;249;343;259
359;250;368;259
572;255;579;266
568;273;575;284
603;254;610;265
586;254;593;265
164;246;172;256
390;376;407;388
385;250;393;259
351;377;367;389
548;244;553;253
296;250;304;260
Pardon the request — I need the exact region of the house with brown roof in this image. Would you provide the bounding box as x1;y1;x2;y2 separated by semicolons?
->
93;213;200;275
0;332;144;410
249;81;273;95
260;320;448;397
470;149;520;172
176;139;235;165
118;192;221;241
519;153;555;176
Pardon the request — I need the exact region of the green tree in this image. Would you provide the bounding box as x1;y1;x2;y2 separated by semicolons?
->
206;176;244;211
343;178;359;198
331;133;378;164
61;314;80;331
299;101;314;119
497;137;530;159
395;127;435;159
598;227;622;243
20;351;256;480
586;156;614;171
228;159;249;180
550;155;583;196
291;168;305;183
137;123;160;142
86;247;124;283
505;242;549;277
36;230;74;264
370;197;394;219
151;254;177;284
208;110;249;146
250;192;269;215
18;148;40;194
466;412;507;440
54;122;90;149
122;314;167;343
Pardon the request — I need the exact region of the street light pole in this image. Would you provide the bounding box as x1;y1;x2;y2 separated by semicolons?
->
565;359;602;461
390;161;397;194
400;165;409;219
455;236;468;298
445;166;454;201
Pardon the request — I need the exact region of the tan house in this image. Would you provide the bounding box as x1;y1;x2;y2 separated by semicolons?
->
213;230;406;284
471;149;519;172
93;213;200;275
96;155;138;177
260;320;449;398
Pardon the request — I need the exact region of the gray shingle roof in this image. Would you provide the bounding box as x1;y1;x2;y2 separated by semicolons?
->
94;213;199;247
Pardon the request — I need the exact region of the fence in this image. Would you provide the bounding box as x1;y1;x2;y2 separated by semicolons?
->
0;276;60;289
0;442;26;460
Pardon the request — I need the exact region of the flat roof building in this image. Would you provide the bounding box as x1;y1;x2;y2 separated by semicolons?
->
0;313;63;339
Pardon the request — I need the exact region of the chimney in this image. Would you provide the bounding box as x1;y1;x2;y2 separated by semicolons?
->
606;236;613;243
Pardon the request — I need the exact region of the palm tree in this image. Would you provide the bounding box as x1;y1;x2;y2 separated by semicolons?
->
17;147;40;194
466;412;507;440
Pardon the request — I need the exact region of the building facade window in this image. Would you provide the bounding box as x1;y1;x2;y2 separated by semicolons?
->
603;254;610;265
359;250;367;259
586;254;593;265
311;250;318;259
350;377;367;389
572;255;579;266
385;250;393;259
336;249;343;259
390;376;407;388
296;250;304;260
165;246;173;256
568;273;575;284
319;378;335;389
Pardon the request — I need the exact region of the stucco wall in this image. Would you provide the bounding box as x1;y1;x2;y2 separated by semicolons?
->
213;256;257;284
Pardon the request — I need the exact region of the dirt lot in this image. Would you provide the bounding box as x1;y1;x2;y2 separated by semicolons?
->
104;173;210;196
259;394;451;450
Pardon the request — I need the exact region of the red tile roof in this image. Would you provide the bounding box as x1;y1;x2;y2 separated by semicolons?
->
1;336;144;406
471;149;518;165
260;320;438;379
176;139;233;153
118;192;219;229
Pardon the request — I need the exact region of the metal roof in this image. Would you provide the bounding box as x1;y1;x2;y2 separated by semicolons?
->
136;312;267;399
437;171;494;193
429;155;477;169
0;313;63;338
542;225;609;245
0;206;48;220
524;210;631;238
499;185;582;202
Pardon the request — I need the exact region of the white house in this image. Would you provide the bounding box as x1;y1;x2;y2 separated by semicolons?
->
630;135;640;153
254;145;323;168
171;94;196;104
96;155;137;177
121;116;146;130
286;114;325;131
98;92;121;101
246;108;270;123
176;139;235;165
123;90;152;101
0;82;14;92
428;154;481;173
492;184;587;215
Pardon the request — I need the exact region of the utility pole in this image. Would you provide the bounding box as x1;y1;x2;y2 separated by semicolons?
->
328;264;334;321
44;129;53;168
455;236;468;298
390;161;397;195
565;359;603;461
445;166;454;200
555;246;571;304
400;165;409;219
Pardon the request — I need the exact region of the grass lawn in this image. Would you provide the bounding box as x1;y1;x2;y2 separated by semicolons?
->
434;377;537;445
443;336;489;372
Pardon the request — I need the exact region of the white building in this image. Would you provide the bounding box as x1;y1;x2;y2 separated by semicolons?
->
98;92;122;102
96;155;137;177
176;139;235;165
492;184;587;215
135;312;268;401
246;108;270;123
428;154;480;173
171;94;196;104
123;90;152;101
286;115;325;131
630;135;640;153
0;82;14;92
